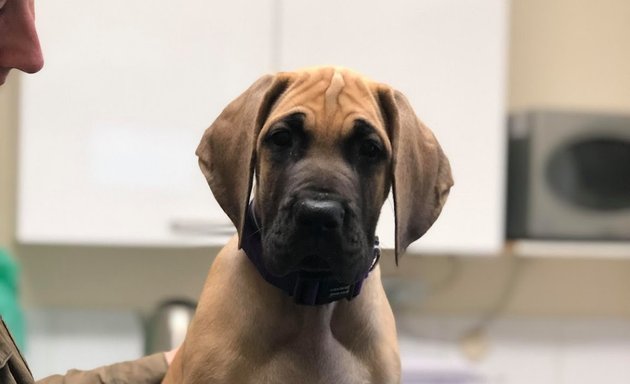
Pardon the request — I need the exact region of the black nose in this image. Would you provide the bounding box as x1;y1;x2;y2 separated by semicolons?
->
295;199;345;231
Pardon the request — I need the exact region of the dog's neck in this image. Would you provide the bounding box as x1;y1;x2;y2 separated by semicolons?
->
234;243;383;347
188;235;393;380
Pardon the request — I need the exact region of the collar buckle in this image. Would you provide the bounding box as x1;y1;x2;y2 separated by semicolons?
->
292;272;358;306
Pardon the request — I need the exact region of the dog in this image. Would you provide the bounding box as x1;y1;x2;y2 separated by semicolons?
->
162;67;452;384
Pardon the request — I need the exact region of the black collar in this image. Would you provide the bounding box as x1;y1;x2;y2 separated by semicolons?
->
240;203;380;306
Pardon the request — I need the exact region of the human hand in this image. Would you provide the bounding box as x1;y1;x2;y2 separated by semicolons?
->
164;346;180;365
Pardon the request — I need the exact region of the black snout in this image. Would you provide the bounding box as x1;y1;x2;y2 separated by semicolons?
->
295;199;344;231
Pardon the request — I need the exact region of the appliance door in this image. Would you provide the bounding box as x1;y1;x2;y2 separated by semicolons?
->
529;112;630;240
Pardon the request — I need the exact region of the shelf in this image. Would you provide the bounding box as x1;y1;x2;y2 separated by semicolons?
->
507;240;630;259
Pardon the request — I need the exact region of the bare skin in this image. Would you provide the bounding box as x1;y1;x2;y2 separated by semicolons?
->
0;0;44;85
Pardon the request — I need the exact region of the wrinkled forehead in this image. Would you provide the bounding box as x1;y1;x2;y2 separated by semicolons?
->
264;68;388;139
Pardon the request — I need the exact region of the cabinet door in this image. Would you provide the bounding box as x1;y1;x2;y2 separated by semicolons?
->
279;0;508;254
18;0;273;245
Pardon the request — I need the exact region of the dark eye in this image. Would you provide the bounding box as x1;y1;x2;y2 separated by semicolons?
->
268;129;293;148
359;139;382;159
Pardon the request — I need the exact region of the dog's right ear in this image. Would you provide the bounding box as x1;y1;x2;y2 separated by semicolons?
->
196;74;291;247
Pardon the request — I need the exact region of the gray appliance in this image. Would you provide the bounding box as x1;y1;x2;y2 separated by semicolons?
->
507;110;630;240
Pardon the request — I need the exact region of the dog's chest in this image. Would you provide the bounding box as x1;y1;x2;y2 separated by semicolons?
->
255;334;371;384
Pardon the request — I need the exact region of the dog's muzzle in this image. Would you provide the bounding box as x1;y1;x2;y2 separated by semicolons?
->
241;203;380;305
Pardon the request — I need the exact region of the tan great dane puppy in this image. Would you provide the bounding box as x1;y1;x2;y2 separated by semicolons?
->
163;67;452;384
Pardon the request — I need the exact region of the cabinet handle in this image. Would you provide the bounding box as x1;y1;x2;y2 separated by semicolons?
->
169;219;235;236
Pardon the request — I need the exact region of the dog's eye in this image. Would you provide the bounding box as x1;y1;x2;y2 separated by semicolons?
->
268;129;293;148
359;139;382;159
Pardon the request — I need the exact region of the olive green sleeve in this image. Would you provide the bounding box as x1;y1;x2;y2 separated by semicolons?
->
36;353;168;384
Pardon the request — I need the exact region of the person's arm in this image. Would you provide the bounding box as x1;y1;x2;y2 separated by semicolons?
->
36;349;178;384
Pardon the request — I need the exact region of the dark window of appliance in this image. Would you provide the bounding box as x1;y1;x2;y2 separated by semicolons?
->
546;137;630;210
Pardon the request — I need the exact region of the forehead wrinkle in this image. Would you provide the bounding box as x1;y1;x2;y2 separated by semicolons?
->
340;73;382;117
269;73;328;126
348;76;384;124
337;92;386;139
325;71;345;117
323;71;379;135
267;68;387;145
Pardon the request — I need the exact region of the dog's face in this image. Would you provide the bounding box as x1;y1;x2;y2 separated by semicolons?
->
254;71;392;283
197;67;453;284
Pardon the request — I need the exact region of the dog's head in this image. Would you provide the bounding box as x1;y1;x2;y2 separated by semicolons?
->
197;67;452;284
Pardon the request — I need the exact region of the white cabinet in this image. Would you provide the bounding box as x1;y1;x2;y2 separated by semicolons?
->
278;0;509;254
19;1;507;253
18;0;274;245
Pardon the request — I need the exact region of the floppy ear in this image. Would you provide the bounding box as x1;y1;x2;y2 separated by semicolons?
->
377;87;454;262
196;74;291;247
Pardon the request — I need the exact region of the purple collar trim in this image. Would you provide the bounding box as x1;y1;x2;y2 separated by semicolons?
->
240;203;380;306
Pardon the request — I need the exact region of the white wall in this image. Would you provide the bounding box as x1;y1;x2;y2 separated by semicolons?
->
508;0;630;111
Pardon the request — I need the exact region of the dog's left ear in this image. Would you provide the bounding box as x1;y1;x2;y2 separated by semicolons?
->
196;74;291;247
376;87;454;262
